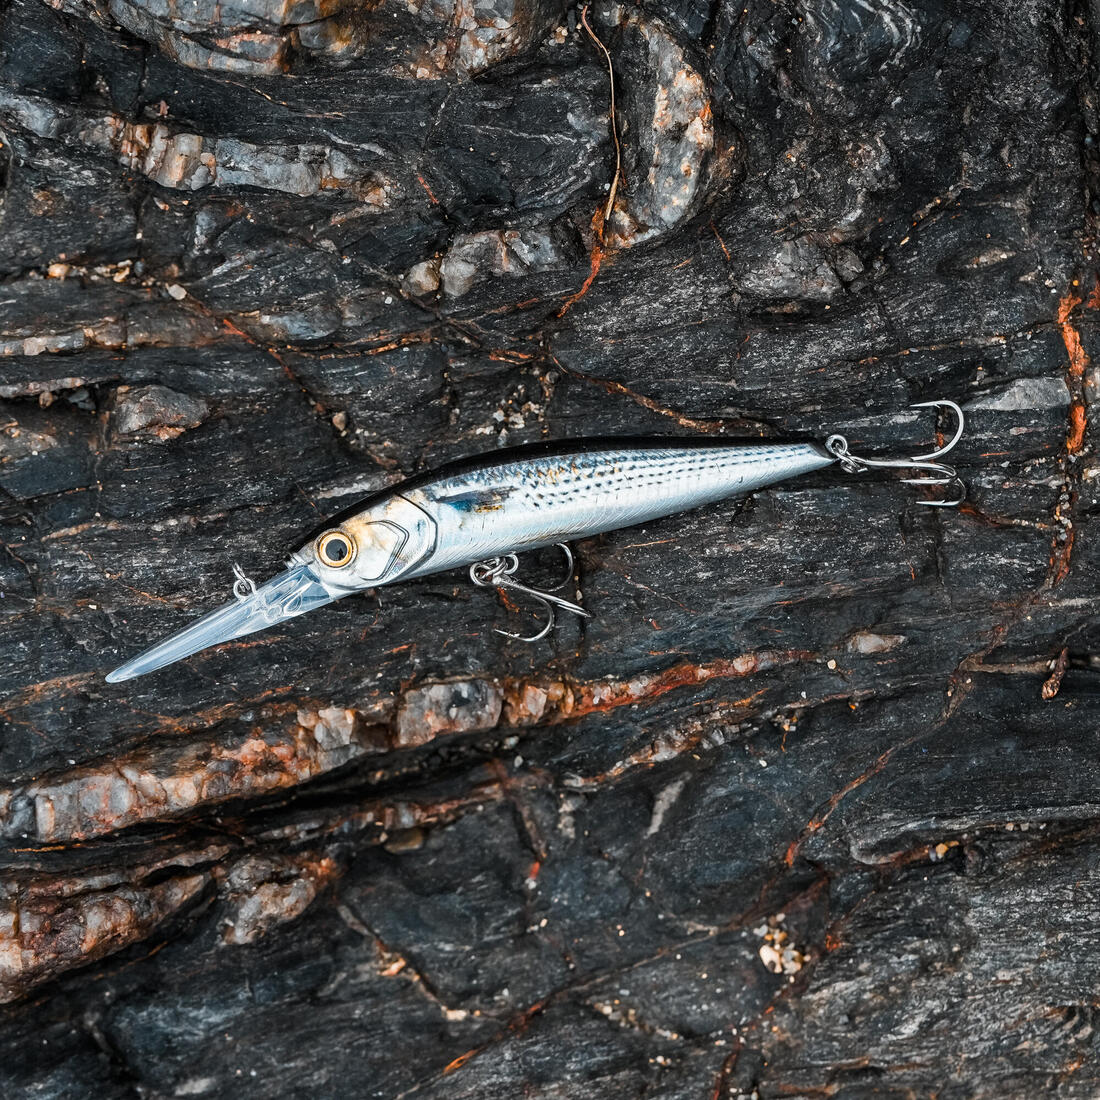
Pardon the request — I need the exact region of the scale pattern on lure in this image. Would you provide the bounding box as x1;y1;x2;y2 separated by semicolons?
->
106;401;965;682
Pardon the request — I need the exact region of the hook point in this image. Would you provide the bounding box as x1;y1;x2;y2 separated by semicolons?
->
830;397;966;506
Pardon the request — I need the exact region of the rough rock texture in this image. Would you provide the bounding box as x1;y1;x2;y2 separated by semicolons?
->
1;0;1099;1094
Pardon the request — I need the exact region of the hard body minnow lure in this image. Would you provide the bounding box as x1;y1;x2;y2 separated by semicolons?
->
106;400;965;682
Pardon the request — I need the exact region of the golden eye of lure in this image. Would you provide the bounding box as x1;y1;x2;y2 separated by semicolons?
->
105;400;965;683
317;531;355;568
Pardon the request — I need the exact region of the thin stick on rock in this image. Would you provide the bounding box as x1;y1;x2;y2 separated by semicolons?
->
580;4;622;233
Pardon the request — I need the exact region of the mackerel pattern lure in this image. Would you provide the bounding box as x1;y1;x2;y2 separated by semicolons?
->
106;400;965;682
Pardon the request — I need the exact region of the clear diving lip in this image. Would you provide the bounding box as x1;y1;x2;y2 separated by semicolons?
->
105;563;340;683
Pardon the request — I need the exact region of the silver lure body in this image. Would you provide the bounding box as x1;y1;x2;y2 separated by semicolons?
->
106;403;966;682
103;438;836;682
391;439;836;581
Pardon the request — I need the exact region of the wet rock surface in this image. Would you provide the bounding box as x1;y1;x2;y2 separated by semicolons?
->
1;0;1099;1094
112;384;210;440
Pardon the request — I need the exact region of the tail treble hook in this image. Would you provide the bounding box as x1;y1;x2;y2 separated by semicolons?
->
825;398;966;507
469;543;590;642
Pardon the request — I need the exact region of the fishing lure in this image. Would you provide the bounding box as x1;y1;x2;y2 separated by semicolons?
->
106;400;965;682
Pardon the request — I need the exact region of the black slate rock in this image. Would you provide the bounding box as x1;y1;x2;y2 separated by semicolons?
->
1;0;1098;1095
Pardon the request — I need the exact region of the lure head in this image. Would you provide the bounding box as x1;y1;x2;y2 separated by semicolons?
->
106;492;437;683
295;492;437;596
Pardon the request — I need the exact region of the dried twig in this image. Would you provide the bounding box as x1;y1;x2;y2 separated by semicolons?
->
579;4;621;233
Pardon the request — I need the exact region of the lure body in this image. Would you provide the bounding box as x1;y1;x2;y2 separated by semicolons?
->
392;438;835;579
106;402;965;685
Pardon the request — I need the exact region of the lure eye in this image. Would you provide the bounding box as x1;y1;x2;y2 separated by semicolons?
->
317;530;355;568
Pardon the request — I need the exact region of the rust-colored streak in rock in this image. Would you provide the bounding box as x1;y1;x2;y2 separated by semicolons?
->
442;1048;479;1075
783;742;903;867
1056;289;1089;458
549;357;731;433
568;654;759;715
1048;287;1090;586
1067;402;1087;455
1057;292;1088;380
318;781;513;851
1049;514;1076;588
440;995;550;1078
556;228;605;318
1087;274;1100;311
555;2;618;323
516;649;804;724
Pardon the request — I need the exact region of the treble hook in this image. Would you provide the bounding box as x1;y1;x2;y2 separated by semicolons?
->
469;543;591;642
825;399;966;507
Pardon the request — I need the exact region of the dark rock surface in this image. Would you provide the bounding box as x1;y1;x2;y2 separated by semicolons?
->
1;0;1098;1094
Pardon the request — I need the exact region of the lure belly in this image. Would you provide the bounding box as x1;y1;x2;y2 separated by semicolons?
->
106;404;964;683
